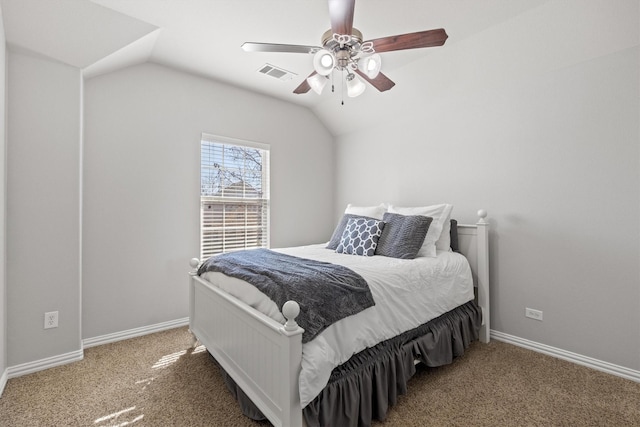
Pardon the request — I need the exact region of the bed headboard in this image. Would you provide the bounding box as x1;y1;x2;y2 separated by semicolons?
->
456;210;490;343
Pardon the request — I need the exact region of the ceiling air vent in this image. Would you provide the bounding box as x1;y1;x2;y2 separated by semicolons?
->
257;64;297;81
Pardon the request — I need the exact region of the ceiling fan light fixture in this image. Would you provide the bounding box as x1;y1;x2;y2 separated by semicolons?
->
346;73;366;98
358;53;381;79
313;49;335;76
307;73;328;94
243;1;448;99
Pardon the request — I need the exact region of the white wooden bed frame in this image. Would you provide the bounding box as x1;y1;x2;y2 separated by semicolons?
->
188;210;490;427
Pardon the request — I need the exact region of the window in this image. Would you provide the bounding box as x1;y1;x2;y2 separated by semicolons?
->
200;134;270;260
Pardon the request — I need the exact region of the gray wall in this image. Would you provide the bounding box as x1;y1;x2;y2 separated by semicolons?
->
330;1;639;370
0;4;7;388
6;50;82;366
2;0;637;382
82;63;334;339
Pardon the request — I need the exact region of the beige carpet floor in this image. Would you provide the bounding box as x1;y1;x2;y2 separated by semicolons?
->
0;326;638;426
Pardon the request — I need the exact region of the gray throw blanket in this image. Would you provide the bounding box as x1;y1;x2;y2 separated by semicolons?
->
197;249;375;343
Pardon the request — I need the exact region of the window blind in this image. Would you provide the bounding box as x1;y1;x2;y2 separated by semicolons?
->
200;134;270;260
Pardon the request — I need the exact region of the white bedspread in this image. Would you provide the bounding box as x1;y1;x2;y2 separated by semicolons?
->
200;244;474;408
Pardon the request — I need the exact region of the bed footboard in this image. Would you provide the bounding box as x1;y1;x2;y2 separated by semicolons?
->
188;259;304;427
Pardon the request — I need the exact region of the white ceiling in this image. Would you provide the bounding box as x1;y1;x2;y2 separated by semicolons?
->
1;0;548;111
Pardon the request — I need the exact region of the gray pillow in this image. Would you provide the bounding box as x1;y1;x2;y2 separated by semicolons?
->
375;212;433;259
335;217;386;257
326;214;378;250
450;219;460;253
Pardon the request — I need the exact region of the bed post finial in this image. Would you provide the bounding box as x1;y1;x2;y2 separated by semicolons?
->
282;301;301;332
189;258;200;273
477;209;488;224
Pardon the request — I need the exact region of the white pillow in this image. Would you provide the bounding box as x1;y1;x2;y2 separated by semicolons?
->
387;204;453;257
436;214;453;252
344;203;387;220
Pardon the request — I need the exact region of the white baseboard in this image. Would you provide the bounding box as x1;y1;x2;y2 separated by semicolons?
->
0;368;8;397
491;330;640;383
83;317;189;349
7;349;84;379
2;318;190;385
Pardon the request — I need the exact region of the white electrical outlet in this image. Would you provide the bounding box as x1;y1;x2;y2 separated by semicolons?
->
525;308;543;321
44;311;59;329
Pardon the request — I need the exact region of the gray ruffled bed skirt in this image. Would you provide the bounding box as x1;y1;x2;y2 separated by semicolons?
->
216;300;481;427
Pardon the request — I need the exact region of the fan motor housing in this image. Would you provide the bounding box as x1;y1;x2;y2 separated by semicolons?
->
321;28;363;70
321;28;363;48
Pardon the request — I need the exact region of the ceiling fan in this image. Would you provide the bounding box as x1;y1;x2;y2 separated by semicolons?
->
241;0;448;98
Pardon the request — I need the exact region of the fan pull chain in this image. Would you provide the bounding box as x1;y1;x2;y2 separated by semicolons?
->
331;71;335;93
341;69;345;105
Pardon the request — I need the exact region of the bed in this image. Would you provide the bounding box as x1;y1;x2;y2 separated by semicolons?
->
188;207;490;427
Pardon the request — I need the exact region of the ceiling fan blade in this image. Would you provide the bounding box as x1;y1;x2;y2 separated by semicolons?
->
366;28;448;53
293;71;317;94
355;70;395;92
241;42;319;54
328;0;355;35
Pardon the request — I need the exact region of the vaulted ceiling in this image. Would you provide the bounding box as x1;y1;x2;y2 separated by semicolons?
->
1;0;548;133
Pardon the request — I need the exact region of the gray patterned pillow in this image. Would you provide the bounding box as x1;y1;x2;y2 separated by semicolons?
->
375;212;433;259
335;217;385;257
326;214;378;250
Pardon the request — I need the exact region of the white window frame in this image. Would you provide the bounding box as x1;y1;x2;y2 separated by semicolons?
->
200;133;270;260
